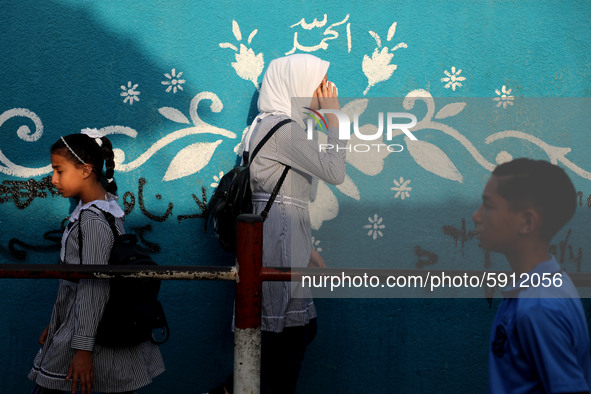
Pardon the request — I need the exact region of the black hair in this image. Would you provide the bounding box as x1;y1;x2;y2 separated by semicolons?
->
50;133;118;194
492;158;576;241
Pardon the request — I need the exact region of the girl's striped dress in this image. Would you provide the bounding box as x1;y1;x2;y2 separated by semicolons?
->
28;196;165;391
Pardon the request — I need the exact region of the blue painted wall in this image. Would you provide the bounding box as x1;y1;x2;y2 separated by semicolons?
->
1;1;590;392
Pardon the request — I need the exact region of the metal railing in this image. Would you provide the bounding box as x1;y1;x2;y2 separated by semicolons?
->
2;214;591;393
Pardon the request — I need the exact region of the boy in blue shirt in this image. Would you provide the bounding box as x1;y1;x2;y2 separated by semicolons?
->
472;158;591;393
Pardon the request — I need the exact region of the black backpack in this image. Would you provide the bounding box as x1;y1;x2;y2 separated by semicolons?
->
205;118;292;252
78;207;169;347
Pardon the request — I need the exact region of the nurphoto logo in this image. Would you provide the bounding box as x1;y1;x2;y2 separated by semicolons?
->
303;107;418;153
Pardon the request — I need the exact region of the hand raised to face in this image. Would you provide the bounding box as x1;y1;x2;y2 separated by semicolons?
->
314;77;340;112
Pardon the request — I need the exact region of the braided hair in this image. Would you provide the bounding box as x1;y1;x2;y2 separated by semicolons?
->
50;133;118;194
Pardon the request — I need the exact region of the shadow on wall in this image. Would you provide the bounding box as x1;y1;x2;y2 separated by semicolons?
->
2;2;161;149
0;2;234;393
2;181;590;392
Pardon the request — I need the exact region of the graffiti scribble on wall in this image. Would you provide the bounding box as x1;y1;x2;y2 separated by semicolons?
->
414;245;438;268
442;218;478;257
0;176;59;209
1;175;208;224
549;229;584;272
121;178;207;222
9;229;63;260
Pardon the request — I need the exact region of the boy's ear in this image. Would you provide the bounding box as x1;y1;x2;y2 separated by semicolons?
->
519;208;542;236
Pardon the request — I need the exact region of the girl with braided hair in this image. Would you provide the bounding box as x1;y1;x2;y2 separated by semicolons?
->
29;131;164;394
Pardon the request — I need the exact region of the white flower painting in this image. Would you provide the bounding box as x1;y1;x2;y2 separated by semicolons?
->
3;16;591;241
493;85;514;108
361;22;407;95
364;214;385;240
120;81;140;105
441;67;466;91
391;177;412;200
211;171;224;188
220;20;264;89
311;236;323;253
161;69;186;93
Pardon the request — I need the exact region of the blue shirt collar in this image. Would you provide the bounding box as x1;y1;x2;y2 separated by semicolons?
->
501;255;561;296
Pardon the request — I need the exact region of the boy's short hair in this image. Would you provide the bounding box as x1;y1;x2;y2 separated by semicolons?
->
492;158;576;241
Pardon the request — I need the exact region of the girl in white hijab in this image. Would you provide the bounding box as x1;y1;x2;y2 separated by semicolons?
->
246;53;346;393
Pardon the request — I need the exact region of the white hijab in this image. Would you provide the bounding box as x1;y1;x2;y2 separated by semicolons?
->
244;54;329;153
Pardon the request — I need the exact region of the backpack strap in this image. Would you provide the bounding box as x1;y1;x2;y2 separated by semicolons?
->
248;118;293;165
77;206;120;266
91;207;120;242
78;211;84;266
246;118;293;222
260;166;290;221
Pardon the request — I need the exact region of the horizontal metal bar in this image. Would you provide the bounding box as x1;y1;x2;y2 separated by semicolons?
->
3;265;591;287
0;264;238;281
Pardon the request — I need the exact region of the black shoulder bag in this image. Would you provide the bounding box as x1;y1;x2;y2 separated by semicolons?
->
78;207;169;347
205;118;293;252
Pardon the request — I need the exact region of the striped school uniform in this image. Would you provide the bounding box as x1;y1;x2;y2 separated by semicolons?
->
28;196;164;392
248;115;347;332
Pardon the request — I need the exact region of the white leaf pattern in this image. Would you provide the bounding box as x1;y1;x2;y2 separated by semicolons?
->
232;20;242;41
386;22;397;41
158;107;191;124
309;181;339;230
247;29;258;44
219;42;238;51
163;140;223;182
434;102;466;119
341;99;368;120
347;124;390;176
369;31;381;47
404;136;463;182
336;174;361;200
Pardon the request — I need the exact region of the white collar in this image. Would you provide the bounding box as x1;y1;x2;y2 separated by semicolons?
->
69;193;125;221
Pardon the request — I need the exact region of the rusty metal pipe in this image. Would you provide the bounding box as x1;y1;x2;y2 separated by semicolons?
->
0;264;237;281
234;214;263;394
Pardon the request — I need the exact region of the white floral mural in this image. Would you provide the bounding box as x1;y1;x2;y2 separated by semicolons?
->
1;16;590;236
494;85;514;108
391;177;412;200
161;69;186;93
219;20;264;89
364;214;385;240
362;22;407;95
440;67;466;91
120;81;141;105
